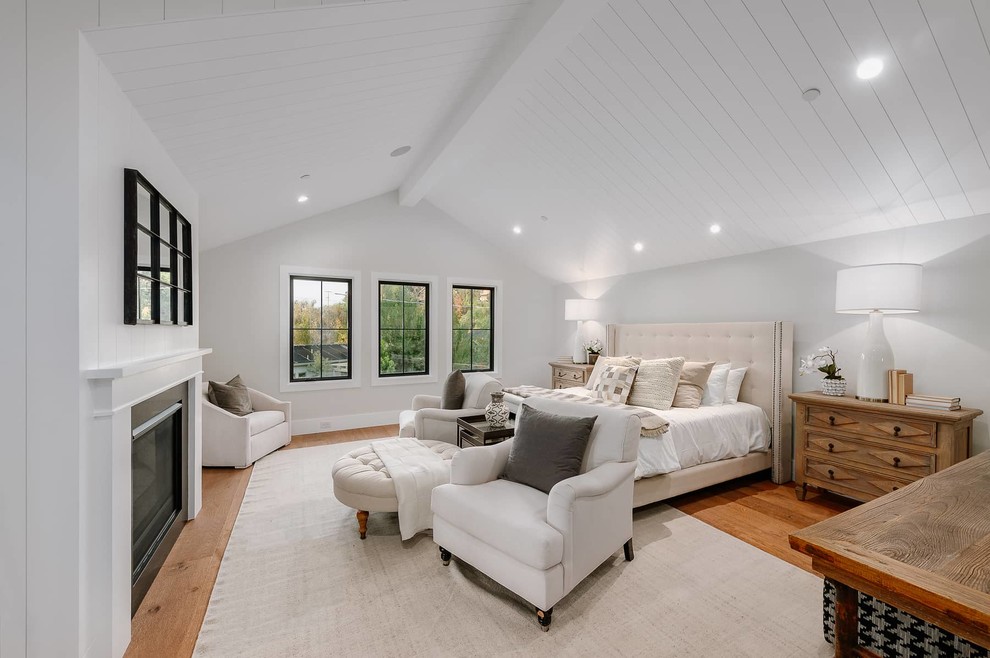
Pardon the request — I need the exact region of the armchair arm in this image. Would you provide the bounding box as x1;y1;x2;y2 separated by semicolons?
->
248;388;290;415
546;461;636;515
450;440;514;485
416;407;484;422
201;399;252;467
412;395;441;411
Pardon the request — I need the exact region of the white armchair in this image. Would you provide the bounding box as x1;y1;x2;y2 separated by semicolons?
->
202;388;292;468
397;373;502;444
430;397;641;630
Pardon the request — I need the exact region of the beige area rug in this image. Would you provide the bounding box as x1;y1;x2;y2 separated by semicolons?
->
193;441;833;657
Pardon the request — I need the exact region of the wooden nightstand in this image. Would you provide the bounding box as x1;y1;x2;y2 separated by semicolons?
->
790;392;983;503
549;360;595;389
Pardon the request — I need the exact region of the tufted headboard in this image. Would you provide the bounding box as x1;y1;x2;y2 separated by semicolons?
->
607;321;794;483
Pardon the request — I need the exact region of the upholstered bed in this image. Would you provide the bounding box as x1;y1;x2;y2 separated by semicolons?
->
508;322;793;508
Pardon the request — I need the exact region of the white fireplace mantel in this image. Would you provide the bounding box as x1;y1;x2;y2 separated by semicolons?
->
84;346;210;657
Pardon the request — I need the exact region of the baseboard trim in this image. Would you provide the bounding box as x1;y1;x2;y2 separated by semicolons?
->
292;410;400;436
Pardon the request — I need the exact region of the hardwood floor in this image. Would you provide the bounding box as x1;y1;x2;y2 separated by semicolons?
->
126;426;854;658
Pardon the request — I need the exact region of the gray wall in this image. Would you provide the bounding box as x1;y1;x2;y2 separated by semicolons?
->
200;192;557;427
555;214;990;453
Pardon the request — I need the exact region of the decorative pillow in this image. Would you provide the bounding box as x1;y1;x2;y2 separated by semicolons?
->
627;357;685;410
441;370;466;409
671;361;716;409
504;404;597;494
592;364;638;404
208;375;253;416
585;355;641;390
701;363;732;407
724;367;749;404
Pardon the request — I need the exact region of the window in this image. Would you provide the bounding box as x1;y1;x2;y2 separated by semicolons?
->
378;282;429;377
451;285;494;372
290;276;351;382
124;169;193;325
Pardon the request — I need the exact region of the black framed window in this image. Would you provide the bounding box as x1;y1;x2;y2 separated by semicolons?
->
379;282;429;377
290;276;351;382
125;169;193;325
451;285;494;372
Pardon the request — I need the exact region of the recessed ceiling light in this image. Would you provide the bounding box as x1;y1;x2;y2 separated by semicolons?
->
801;88;820;102
856;58;883;80
633;242;644;252
297;195;309;203
709;223;722;234
512;225;522;234
390;145;412;157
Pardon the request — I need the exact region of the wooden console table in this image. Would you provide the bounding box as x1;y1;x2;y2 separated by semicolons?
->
790;451;990;656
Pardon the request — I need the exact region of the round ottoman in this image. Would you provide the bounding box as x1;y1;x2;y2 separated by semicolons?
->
331;440;460;539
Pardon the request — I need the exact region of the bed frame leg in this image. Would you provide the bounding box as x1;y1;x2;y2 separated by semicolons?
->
623;539;634;561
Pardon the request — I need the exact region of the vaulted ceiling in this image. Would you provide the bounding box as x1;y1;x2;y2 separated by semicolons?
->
86;0;990;282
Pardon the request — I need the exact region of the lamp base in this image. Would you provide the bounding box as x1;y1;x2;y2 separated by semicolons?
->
856;311;893;403
572;320;587;364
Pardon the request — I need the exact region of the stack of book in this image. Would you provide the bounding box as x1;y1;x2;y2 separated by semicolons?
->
887;369;914;405
905;395;962;411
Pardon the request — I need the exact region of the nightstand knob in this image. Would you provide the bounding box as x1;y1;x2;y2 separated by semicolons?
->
827;443;835;453
892;457;901;468
828;416;836;426
827;469;835;480
893;426;901;437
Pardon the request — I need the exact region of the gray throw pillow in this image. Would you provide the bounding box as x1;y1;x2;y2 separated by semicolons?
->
441;370;466;409
208;374;253;416
503;404;597;494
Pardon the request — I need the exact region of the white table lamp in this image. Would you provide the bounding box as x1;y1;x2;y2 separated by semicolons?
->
564;298;600;364
835;264;922;402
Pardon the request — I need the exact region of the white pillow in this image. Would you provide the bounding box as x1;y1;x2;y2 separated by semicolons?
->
724;367;749;404
701;363;731;406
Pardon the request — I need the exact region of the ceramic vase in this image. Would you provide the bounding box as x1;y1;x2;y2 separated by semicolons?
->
485;391;510;428
821;378;847;397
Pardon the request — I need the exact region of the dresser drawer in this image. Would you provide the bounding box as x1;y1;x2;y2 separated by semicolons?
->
805;432;935;477
553;367;586;383
806;406;936;447
805;457;915;501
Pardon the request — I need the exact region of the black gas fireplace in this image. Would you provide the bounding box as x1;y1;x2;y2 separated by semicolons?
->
131;381;188;615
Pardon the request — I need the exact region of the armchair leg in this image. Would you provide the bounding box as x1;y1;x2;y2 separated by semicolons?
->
623;538;634;562
439;546;451;566
356;510;369;540
536;607;553;632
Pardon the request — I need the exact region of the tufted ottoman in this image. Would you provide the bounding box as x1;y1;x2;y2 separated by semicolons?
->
331;440;459;539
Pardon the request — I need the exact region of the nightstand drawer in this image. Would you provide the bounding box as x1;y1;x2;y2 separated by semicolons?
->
805;457;915;501
553;378;582;390
805;432;934;477
553;367;586;383
806;406;936;447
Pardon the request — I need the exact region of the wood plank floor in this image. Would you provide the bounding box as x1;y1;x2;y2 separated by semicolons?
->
125;426;854;658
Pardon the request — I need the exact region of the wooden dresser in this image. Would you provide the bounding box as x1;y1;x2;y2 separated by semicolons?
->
790;392;982;502
549;360;595;389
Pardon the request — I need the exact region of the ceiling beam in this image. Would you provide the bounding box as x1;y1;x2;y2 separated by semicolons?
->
398;0;608;207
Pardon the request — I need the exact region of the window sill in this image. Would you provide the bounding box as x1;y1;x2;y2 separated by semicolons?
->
371;374;438;387
280;378;361;393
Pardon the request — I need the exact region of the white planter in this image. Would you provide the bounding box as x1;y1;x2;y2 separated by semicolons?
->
821;379;847;397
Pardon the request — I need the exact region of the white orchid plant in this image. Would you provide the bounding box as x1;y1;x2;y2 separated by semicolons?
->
584;338;604;355
799;346;843;380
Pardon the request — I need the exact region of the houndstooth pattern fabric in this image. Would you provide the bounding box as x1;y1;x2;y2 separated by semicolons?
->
592;364;638;405
823;579;988;658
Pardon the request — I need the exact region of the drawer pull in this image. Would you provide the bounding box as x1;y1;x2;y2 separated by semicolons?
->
892;486;899;491
892;457;901;468
827;469;835;480
828;415;836;426
827;442;835;453
893;426;901;437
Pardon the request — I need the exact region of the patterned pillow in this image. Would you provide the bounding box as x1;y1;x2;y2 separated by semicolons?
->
592;364;639;404
627;357;685;410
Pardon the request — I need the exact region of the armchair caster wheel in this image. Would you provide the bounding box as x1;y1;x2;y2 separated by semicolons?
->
439;546;451;566
623;539;634;562
536;607;553;631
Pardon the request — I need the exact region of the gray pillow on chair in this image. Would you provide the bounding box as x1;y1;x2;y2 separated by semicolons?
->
504;404;597;494
208;374;253;416
441;370;466;409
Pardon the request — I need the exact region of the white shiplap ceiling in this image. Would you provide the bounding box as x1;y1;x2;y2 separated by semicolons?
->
85;0;990;281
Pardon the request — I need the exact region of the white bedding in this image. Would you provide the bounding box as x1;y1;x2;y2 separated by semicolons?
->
634;402;770;479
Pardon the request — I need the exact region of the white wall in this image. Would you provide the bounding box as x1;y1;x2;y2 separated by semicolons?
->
77;36;201;658
200;193;557;430
555;214;990;453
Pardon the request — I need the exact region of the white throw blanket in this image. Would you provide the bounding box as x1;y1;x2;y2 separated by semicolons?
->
371;438;451;541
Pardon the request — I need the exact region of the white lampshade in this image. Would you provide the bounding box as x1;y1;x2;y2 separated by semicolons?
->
564;298;600;321
835;264;922;315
